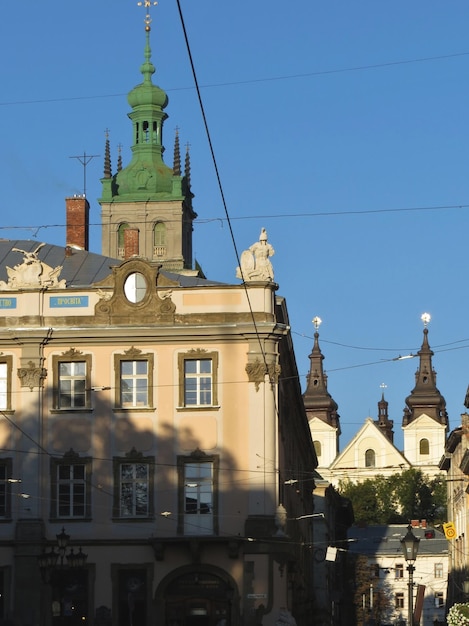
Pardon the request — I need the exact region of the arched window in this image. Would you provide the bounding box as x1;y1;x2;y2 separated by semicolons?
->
153;222;166;258
313;440;321;458
117;223;129;258
154;222;166;246
419;438;430;455
365;449;376;467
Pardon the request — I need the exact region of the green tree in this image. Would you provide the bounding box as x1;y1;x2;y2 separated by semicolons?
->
348;554;393;626
338;469;447;525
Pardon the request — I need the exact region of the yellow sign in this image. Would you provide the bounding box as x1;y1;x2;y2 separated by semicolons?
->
443;522;457;540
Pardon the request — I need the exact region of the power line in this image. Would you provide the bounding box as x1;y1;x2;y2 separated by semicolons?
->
1;50;469;107
1;202;469;236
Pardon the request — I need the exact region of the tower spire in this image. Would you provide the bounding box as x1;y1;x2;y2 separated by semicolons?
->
103;129;112;179
302;317;340;430
374;384;394;442
403;313;448;427
99;1;198;270
173;127;181;176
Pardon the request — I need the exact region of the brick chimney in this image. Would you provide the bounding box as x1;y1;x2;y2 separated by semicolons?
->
66;196;89;251
124;228;139;259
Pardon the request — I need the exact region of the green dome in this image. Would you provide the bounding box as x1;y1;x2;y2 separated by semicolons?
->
128;60;168;108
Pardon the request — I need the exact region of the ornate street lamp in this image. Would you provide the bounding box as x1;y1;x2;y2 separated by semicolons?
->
400;525;420;626
38;527;88;583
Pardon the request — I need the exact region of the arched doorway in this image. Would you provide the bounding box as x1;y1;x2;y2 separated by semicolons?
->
157;567;238;626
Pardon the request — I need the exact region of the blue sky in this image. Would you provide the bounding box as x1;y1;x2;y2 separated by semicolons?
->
1;1;469;451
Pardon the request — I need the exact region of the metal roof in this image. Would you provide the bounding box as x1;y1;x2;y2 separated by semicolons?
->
348;524;448;557
0;240;225;288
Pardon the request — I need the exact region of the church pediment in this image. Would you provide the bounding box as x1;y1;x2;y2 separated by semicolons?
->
330;418;409;471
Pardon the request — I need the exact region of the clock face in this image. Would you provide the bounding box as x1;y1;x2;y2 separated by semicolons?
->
124;272;147;303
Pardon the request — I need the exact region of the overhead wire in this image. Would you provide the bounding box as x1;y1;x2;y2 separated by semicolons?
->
1;50;469;107
2;202;469;237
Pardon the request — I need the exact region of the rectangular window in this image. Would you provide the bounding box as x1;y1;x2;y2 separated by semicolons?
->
184;359;212;406
178;458;218;536
178;352;218;408
116;569;148;626
121;361;148;407
114;352;154;409
53;352;91;410
51;456;91;519
58;464;86;517
395;563;404;579
395;593;404;609
119;463;149;517
113;455;154;519
434;563;443;578
59;362;87;408
0;358;12;411
435;592;444;608
371;564;380;578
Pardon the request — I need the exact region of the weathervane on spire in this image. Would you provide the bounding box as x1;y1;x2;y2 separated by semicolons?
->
137;0;158;30
421;312;431;327
312;316;322;331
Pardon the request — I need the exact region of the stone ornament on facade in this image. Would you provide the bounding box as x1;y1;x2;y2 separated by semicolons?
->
18;361;48;390
236;228;275;282
245;358;281;391
0;243;66;290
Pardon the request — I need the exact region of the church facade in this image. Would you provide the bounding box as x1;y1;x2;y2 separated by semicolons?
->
304;321;448;486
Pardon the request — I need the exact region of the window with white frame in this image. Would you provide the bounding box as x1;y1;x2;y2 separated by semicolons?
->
114;349;154;409
0;358;13;411
395;563;404;579
53;351;91;410
59;362;87;407
178;351;218;408
51;452;91;519
178;454;218;535
113;452;154;519
395;593;404;609
121;361;148;406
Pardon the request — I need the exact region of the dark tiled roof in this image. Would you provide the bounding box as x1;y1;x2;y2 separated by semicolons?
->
0;240;224;288
348;524;448;557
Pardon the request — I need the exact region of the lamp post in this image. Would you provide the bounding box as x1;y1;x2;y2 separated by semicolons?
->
38;527;88;582
38;528;88;626
400;525;420;626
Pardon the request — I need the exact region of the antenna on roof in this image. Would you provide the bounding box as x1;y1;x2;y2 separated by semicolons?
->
69;151;99;198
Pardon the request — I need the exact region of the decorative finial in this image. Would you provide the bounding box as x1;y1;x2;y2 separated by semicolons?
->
312;316;322;331
380;383;387;391
137;0;158;31
117;143;123;172
421;312;431;327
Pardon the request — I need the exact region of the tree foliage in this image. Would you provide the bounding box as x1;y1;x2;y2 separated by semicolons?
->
338;468;447;525
348;554;393;626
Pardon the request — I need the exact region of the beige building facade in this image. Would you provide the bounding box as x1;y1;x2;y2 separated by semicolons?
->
0;11;318;626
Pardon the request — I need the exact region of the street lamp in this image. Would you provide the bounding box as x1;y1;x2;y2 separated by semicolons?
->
400;525;420;626
38;527;88;583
